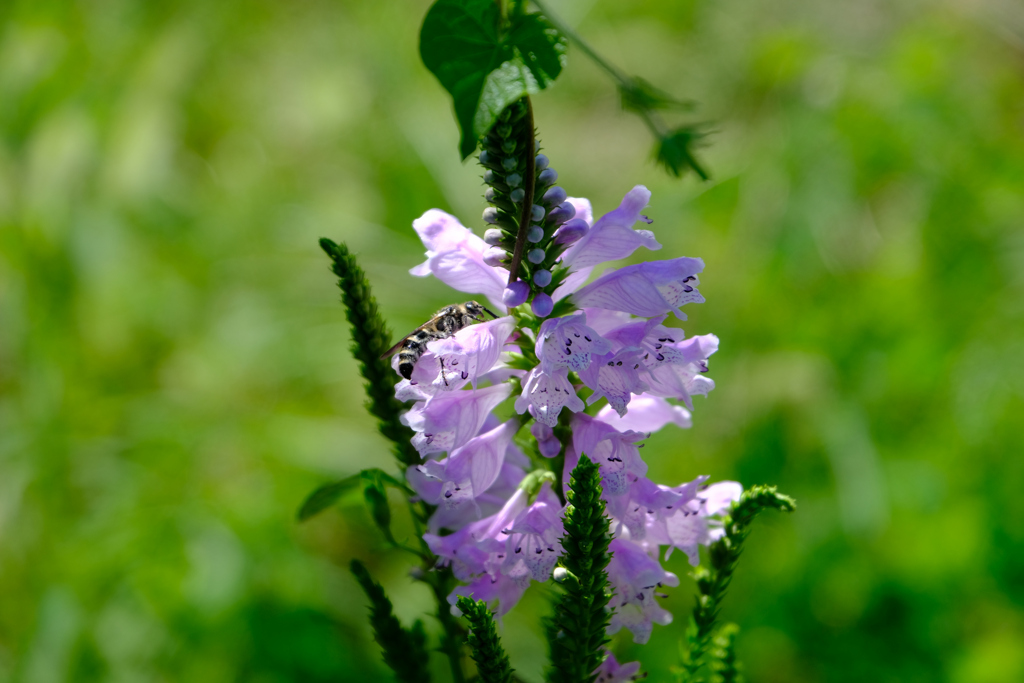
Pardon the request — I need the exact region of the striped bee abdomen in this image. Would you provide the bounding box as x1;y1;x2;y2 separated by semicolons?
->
397;329;436;380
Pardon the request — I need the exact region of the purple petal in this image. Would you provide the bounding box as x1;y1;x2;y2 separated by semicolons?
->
561;186;662;269
411;209;508;311
571;257;705;319
596;396;692;432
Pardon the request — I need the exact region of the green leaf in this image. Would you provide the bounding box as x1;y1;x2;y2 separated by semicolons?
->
620;76;694;113
363;479;393;542
420;0;566;158
655;126;710;180
508;13;567;91
296;475;361;521
296;468;410;522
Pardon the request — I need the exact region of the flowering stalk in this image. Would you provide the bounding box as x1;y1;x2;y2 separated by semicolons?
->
351;559;431;683
547;454;612;683
456;596;516;683
319;238;419;466
677;487;796;682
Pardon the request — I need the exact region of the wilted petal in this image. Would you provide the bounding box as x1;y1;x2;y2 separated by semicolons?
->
571;257;705;319
411;209;508;311
562;186;661;270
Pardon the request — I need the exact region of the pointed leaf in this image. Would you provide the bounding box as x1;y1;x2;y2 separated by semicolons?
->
297;475;362;521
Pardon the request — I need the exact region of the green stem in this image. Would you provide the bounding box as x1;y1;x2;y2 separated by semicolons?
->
506;97;536;287
530;0;630;87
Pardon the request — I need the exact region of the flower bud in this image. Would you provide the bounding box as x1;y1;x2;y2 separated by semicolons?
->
510;188;525;203
479;150;491;165
542;185;567;205
553;218;589;245
530;421;554;441
531;292;554;318
531;204;545;222
501;139;516;153
506;173;522;188
528;248;545;264
484;228;504;246
484;187;497;202
533;269;552;287
547;201;576;224
539;435;561;457
502;157;517;171
483;169;496;184
483;207;498;224
527;225;544;243
483;246;506;267
502;280;530;307
538;168;557;185
535;154;549;171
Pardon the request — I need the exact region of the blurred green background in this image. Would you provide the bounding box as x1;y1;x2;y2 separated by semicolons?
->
2;0;1023;681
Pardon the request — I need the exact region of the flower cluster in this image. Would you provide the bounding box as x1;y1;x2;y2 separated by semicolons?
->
397;173;740;647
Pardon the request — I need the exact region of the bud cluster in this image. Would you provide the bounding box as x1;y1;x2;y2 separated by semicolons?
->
478;101;584;317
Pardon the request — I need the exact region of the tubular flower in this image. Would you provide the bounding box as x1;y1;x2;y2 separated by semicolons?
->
397;181;740;642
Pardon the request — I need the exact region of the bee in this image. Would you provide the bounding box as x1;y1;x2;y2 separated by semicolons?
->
381;301;498;380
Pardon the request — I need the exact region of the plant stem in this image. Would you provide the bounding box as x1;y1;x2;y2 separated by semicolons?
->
507;97;536;286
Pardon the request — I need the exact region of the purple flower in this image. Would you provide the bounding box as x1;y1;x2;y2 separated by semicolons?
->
561;186;661;270
404;316;516;393
403;384;512;457
449;572;529;618
572;257;705;319
407;420;519;530
605;474;707;540
595;396;692;432
425;488;528;581
641;333;718;408
501;483;564;582
606;538;679;644
410;209;508;311
579;347;650;417
658;481;743;565
593;653;642;683
514;366;584;428
568;414;647;496
536;312;613;373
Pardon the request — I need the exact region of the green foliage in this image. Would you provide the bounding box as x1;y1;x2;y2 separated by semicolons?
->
420;0;566;158
319;238;419;467
709;624;742;683
655;127;709;181
547;455;612;683
297;468;408;522
620;77;695;113
350;560;432;683
455;597;515;683
678;487;796;682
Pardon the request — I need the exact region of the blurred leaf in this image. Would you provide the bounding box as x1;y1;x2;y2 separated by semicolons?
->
297;475;362;521
420;0;566;158
297;468;410;522
655;126;710;180
363;481;394;543
620;76;694;113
